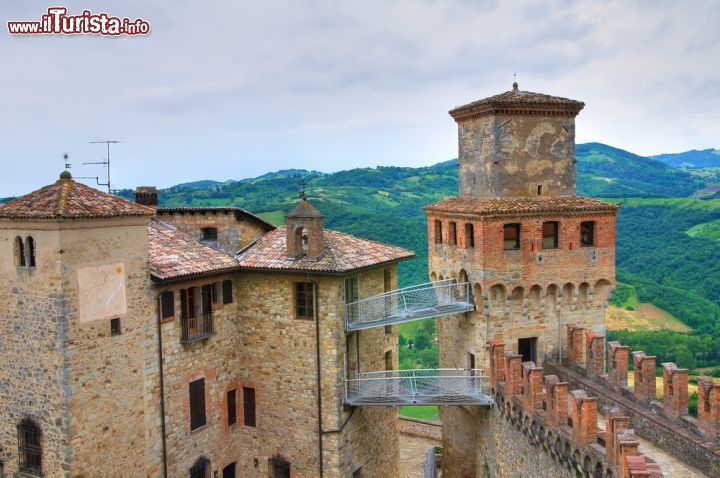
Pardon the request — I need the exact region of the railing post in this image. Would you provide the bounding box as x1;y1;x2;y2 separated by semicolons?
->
401;292;408;317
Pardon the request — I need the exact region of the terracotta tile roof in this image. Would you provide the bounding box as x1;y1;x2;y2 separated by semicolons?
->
286;199;323;218
426;196;618;218
156;207;275;231
149;220;240;281
0;173;156;220
235;226;414;274
450;84;584;120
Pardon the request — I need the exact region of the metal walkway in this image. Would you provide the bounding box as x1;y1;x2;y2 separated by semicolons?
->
345;369;493;406
345;279;474;332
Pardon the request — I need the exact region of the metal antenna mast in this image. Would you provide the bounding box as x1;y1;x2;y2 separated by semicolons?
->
80;140;120;192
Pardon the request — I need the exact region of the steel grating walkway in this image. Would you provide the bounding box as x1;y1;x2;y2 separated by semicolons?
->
344;279;474;332
345;369;493;406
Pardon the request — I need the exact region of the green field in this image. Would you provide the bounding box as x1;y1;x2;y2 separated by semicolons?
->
400;406;439;421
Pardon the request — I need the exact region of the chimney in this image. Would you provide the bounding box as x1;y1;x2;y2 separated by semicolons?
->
285;198;324;259
134;186;159;207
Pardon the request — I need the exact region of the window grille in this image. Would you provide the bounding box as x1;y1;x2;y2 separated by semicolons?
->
189;457;210;478
180;288;214;343
18;419;41;475
295;282;314;320
270;457;290;478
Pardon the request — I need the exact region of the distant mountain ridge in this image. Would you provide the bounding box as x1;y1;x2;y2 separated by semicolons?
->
652;148;720;168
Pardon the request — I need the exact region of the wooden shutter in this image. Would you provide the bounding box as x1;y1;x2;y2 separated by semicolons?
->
243;387;256;427
180;289;188;320
227;389;237;426
161;291;175;319
222;280;233;304
189;378;206;430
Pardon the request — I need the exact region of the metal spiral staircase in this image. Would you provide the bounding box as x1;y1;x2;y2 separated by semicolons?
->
344;279;492;407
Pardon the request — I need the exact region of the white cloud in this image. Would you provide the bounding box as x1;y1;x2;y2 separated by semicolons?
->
0;0;718;195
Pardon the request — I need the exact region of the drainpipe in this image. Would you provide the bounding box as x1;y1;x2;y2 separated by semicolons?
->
156;295;169;478
312;279;324;478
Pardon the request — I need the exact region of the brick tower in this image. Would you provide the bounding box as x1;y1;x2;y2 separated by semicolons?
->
425;83;619;477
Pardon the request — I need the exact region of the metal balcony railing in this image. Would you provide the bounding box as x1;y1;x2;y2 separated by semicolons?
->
345;368;493;406
181;311;215;343
344;279;474;331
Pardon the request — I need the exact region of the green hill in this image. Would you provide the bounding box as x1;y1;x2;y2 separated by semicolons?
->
652;148;720;168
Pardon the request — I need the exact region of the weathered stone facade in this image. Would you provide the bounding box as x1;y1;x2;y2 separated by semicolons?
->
0;178;406;478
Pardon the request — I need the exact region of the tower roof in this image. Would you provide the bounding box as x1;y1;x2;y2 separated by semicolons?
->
0;172;156;220
286;199;324;218
449;83;585;121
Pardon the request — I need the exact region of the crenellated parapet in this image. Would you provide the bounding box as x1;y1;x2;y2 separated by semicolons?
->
552;327;720;476
489;341;664;477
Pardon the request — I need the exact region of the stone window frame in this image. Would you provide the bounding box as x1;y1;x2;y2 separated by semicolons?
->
14;235;36;269
226;388;237;427
189;377;207;431
243;386;257;428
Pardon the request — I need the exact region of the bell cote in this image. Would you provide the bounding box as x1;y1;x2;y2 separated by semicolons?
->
285;199;324;259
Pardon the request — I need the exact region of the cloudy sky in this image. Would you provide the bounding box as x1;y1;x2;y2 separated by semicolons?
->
1;1;719;196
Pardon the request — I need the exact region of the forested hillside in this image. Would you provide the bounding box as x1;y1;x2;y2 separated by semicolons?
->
110;142;720;370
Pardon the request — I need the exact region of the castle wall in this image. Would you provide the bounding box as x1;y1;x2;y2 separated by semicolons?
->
458;115;577;198
58;218;157;477
0;222;71;476
157;209;269;255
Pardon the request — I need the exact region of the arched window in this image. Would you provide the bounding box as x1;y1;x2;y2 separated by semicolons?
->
17;419;41;475
189;457;210;478
14;236;26;267
26;236;36;267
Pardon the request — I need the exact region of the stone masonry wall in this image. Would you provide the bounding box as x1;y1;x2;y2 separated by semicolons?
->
457;115;577;198
0;222;71;477
59;218;158;477
157;209;268;255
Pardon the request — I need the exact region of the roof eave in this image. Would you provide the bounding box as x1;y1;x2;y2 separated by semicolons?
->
236;254;415;276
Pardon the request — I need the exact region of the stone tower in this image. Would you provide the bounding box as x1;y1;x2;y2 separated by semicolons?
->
0;172;159;477
425;85;619;477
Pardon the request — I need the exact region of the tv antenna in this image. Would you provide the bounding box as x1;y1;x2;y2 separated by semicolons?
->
77;140;120;192
63;153;71;170
299;178;306;200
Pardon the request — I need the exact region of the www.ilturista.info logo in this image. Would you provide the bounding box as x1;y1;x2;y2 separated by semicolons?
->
7;7;150;36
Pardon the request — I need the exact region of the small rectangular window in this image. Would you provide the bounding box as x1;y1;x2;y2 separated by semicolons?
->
295;282;315;320
201;227;218;241
448;222;457;246
161;291;175;319
434;220;443;244
110;318;121;336
222;280;233;304
227;389;237;426
465;223;475;248
580;221;595;247
189;378;206;430
243;387;256;427
385;325;392;335
503;224;520;250
212;282;221;305
344;277;359;304
537;184;542;195
542;221;559;249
